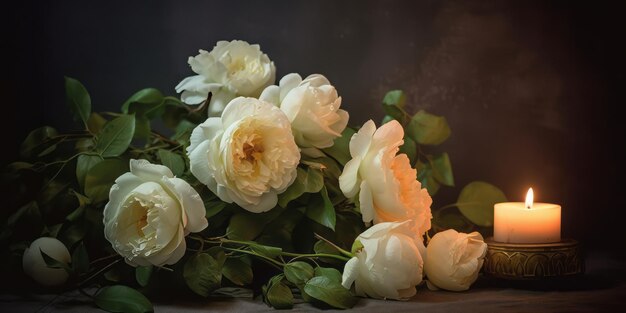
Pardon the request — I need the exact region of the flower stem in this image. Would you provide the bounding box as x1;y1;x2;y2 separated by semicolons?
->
282;252;350;263
222;247;283;270
314;233;354;258
78;258;122;287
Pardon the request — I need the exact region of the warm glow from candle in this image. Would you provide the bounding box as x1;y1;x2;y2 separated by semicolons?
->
525;188;534;209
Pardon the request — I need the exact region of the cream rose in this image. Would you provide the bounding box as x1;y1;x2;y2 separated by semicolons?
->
103;159;208;266
175;40;276;116
187;97;300;213
22;237;71;286
342;221;425;300
259;73;349;149
424;229;487;291
338;120;432;235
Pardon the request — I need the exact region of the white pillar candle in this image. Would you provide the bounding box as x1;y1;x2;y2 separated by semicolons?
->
493;188;561;244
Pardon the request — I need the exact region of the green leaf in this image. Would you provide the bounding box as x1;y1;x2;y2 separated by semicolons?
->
84;158;129;203
431;153;454;186
305;187;336;230
383;90;407;108
71;242;89;274
314;240;340;256
20;126;59;158
227;208;283;241
205;201;228;219
184;253;222;297
417;160;441;196
278;167;324;208
457;181;507;227
96;115;136;157
76;154;103;189
171;120;196;145
406;110;451;145
264;275;293;310
121;88;164;117
87;112;107;134
248;243;283;259
284;261;314;286
398;136;417;165
157;149;185;176
65;76;91;126
222;257;253;286
322;127;356;166
134;116;151;140
135;266;153;287
432;208;473;233
381;115;395;124
94;285;153;313
304;276;357;309
382;90;407;122
66;191;90;222
314;267;343;283
40;249;71;272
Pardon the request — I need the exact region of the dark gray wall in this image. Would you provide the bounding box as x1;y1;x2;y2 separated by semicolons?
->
3;0;625;255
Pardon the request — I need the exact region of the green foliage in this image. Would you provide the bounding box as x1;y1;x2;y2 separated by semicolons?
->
399;136;417;165
184;253;223;297
278;167;324;208
284;261;314;286
304;267;357;309
40;249;71;273
76;154;103;189
71;242;89;274
157;149;185;176
65;76;91;127
222;256;253;286
20;126;59;158
95;115;136;157
94;285;153;313
457;181;507;227
406;110;451;145
84;158;128;203
135;266;153;287
431;153;454;187
305;187;336;230
262;274;293;309
322;127;356;166
382;90;408;124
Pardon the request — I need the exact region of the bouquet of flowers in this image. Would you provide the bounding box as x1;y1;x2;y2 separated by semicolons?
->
3;40;507;311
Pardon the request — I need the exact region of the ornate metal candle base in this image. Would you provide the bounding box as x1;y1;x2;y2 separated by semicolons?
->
483;238;584;280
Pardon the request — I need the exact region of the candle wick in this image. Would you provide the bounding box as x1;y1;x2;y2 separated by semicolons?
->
526;205;531;210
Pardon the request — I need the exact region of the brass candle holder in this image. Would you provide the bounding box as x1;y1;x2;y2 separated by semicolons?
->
483;237;584;280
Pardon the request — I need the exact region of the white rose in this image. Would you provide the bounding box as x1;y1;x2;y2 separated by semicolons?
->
22;237;71;286
259;73;349;149
187;97;300;213
338;120;432;235
341;221;425;300
175;40;276;117
424;229;487;291
103;159;208;266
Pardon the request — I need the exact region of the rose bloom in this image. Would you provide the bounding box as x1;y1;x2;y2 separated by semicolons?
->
259;73;349;149
187;97;300;213
342;221;425;300
424;229;487;291
339;120;432;235
22;237;71;286
103;159;208;266
175;40;276;117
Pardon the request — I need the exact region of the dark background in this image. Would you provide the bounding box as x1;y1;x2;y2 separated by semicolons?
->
2;0;625;256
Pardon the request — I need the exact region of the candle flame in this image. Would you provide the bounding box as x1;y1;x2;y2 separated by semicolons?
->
525;188;534;209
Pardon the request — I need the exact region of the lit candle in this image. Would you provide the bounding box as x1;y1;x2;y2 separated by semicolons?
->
493;188;561;243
